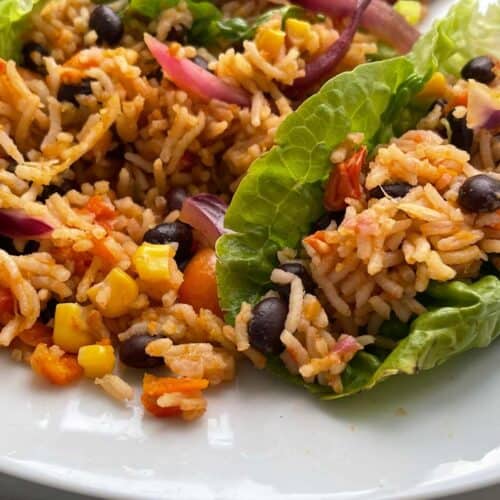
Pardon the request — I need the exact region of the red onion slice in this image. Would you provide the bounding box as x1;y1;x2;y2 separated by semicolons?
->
179;194;228;247
332;334;362;356
467;80;500;130
144;34;251;107
0;209;53;239
287;0;372;97
293;0;419;54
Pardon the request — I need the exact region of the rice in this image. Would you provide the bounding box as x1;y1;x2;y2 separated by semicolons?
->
95;374;134;402
0;0;493;416
304;129;500;335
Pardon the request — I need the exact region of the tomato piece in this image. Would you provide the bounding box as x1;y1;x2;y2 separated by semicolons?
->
30;344;83;385
178;248;222;316
0;287;14;324
19;323;53;347
324;147;367;211
0;287;14;313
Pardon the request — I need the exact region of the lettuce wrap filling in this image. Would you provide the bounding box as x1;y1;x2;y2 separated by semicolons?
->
216;0;500;398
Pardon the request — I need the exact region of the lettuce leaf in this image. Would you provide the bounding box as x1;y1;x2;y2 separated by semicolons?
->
216;0;500;396
262;276;500;399
128;1;307;47
0;0;44;60
410;0;500;78
217;56;419;321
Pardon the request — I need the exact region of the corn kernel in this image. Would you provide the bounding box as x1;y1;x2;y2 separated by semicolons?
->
394;0;422;25
87;267;139;318
286;18;311;39
78;344;115;378
255;28;286;60
418;72;448;100
132;243;174;282
53;303;94;353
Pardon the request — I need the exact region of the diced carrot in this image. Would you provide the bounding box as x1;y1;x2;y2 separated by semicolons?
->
141;374;208;419
92;238;117;265
324;147;367;211
51;246;92;276
303;231;329;253
178;248;222;316
141;394;182;418
86;195;116;221
452;90;468;107
143;373;209;398
63;49;102;70
30;343;83;386
19;323;53;347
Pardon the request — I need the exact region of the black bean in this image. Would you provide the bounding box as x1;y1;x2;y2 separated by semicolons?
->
192;55;209;71
458;174;500;213
40;298;58;324
0;236;18;255
166;27;187;44
275;262;315;299
119;334;164;369
106;142;126;162
89;5;124;46
57;78;93;105
248;297;288;356
447;112;474;153
21;42;48;74
143;221;193;261
38;179;76;202
369;182;413;200
23;240;40;254
311;211;345;232
0;236;39;256
166;187;187;211
461;56;495;84
147;66;163;82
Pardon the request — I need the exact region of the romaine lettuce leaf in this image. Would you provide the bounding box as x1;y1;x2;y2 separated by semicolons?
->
410;0;500;78
217;56;419;321
0;0;44;60
216;0;500;396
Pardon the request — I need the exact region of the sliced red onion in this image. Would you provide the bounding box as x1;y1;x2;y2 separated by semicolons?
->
0;209;53;239
144;34;251;107
287;0;372;97
293;0;419;54
179;194;228;247
332;334;362;356
467;80;500;130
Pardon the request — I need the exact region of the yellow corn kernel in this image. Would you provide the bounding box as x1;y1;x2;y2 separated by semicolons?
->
286;18;312;39
255;27;286;60
87;267;139;318
53;303;94;354
418;72;448;100
77;344;115;378
132;243;175;282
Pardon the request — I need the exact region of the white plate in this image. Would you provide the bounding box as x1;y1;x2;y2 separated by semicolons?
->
3;1;500;499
